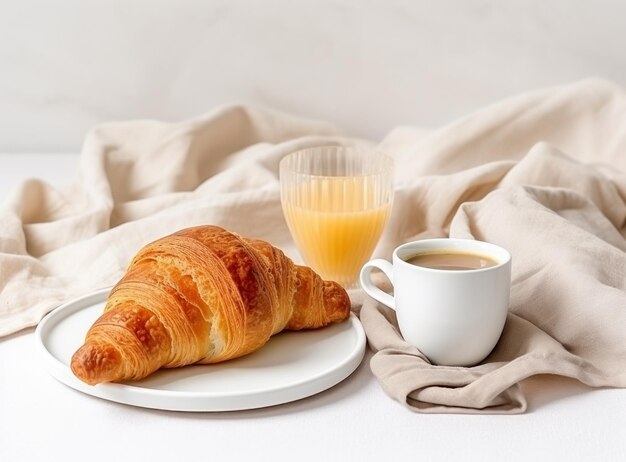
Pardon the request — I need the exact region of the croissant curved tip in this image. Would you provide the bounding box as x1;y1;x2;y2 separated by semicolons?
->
322;281;351;324
70;341;123;386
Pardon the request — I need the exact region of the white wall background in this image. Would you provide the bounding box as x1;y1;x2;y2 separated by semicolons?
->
1;0;625;152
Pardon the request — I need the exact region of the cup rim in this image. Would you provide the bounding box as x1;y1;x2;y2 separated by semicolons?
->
393;238;512;274
279;145;394;178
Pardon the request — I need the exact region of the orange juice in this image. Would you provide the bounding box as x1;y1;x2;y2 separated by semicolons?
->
282;177;392;287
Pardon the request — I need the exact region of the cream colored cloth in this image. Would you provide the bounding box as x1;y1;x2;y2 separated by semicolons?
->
1;79;626;414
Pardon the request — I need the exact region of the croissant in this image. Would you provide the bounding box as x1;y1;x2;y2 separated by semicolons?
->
70;225;350;385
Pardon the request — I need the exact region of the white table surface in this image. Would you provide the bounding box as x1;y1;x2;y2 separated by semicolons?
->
1;153;625;462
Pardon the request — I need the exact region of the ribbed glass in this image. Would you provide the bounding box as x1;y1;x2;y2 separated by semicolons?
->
280;146;394;288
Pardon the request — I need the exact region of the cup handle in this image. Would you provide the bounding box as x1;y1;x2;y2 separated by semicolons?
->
359;259;395;311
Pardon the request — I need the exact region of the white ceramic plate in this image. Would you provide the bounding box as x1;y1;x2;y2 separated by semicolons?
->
35;288;366;412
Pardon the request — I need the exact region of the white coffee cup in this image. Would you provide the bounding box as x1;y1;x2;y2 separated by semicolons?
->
360;238;511;366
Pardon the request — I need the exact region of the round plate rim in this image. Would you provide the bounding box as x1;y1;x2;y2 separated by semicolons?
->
34;288;366;412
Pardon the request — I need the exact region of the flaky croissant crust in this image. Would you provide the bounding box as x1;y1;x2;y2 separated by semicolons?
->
71;226;350;385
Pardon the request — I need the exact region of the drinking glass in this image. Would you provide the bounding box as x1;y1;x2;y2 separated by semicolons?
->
280;146;394;288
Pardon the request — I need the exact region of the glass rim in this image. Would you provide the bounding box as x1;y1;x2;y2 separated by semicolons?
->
279;145;394;178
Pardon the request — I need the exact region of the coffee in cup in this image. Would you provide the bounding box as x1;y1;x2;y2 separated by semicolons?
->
405;250;499;271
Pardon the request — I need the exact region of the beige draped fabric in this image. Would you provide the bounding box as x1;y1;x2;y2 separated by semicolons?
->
1;78;625;413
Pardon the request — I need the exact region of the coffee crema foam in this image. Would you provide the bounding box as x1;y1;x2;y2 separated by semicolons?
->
405;250;499;271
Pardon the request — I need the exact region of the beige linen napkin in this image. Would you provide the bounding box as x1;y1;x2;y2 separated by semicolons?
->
1;79;625;413
0;106;350;335
359;78;626;413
